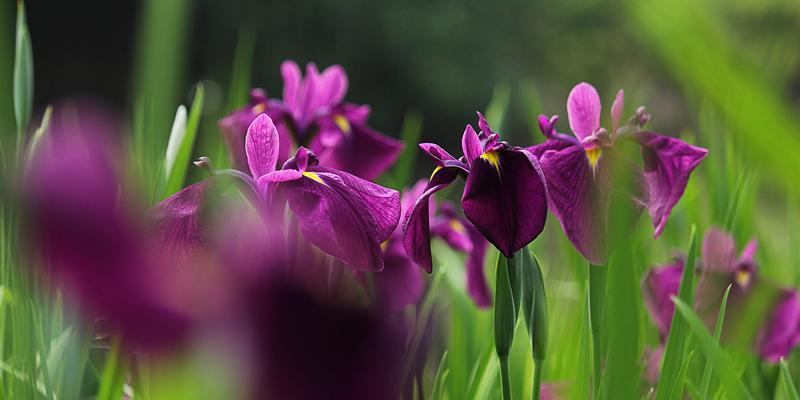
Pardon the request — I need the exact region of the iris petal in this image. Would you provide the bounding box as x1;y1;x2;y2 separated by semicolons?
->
245;114;280;179
567;82;601;141
461;148;548;258
312;121;403;181
642;260;683;339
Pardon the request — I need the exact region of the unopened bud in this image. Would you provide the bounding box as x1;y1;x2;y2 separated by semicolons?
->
194;156;216;173
635;106;651;127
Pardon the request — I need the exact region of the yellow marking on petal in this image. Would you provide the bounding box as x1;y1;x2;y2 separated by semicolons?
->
480;150;501;173
252;103;266;114
334;115;351;134
586;147;603;174
381;240;389;252
449;219;466;234
430;165;443;181
302;171;326;185
735;270;751;288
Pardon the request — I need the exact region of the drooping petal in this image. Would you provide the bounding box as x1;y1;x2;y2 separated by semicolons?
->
701;227;738;272
465;221;491;308
611;89;625;133
461;148;548;258
758;290;800;362
311;121;403;180
635;132;708;237
419;143;458;164
539;142;610;264
402;167;461;272
567;82;601;141
282;167;400;271
245;114;280;178
461;124;482;166
642;259;684;339
375;239;425;311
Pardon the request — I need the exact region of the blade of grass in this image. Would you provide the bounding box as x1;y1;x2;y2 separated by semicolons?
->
225;25;255;112
656;225;698;400
96;336;128;400
672;298;752;400
164;84;204;196
466;344;499;400
700;284;732;398
780;359;800;400
485;83;510;132
13;0;33;154
430;351;449;400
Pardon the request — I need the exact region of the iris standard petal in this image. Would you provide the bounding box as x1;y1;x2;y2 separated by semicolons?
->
642;260;684;339
312;121;403;181
701;227;738;272
282;167;400;271
567;82;601;141
402;167;461;273
461;148;548;258
635;132;708;237
281;60;302;116
461;124;482;166
245;114;280;178
538;144;607;263
315;64;349;110
611;89;625;132
759;290;800;362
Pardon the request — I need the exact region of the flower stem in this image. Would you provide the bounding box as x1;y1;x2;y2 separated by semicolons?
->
500;355;512;400
532;357;543;400
589;263;607;397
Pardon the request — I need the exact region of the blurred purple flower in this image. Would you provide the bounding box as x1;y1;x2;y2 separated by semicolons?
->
219;61;403;180
375;180;491;310
529;83;707;264
403;113;548;272
642;227;800;364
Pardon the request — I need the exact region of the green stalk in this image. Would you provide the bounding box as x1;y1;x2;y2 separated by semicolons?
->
532;359;543;400
499;356;512;400
589;263;607;396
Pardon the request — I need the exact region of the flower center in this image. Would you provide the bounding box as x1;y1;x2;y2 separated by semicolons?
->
480;150;501;172
252;102;266;114
449;219;466;234
334;115;351;134
585;147;602;173
735;270;751;288
302;171;326;184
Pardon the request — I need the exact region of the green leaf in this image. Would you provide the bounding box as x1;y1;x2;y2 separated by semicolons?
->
96;335;128;400
430;351;449;400
656;225;698;400
485;83;510;131
225;25;255;112
13;1;33;141
700;284;732;398
672;298;752;400
780;359;800;400
163;84;204;196
24;104;51;168
520;249;548;361
383;110;422;187
466;345;498;400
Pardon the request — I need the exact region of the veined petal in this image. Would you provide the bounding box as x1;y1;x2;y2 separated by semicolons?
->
461;148;548;257
259;169;303;183
701;227;738;272
538;143;607;264
283;167;400;271
476;111;496;137
152;180;213;264
312;121;403;180
527;137;577;159
245;114;280;178
419;143;458;164
759;290;800;362
461;124;482;166
635;132;708;237
567;82;601;141
642;260;683;339
317;65;349;109
402;167;461;272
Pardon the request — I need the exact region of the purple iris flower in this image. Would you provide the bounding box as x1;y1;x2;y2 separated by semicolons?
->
642;227;800;363
529;83;708;264
403;113;549;272
219;61;403;180
225;113;401;271
376;180;491;310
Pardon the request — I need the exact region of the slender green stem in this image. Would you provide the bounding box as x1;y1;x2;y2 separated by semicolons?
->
532;358;543;400
589;263;607;397
499;355;512;400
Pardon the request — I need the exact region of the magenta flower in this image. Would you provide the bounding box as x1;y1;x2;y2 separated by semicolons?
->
217;113;401;271
403;113;548;271
529;83;708;264
642;228;800;363
376;180;491;310
219;61;403;180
